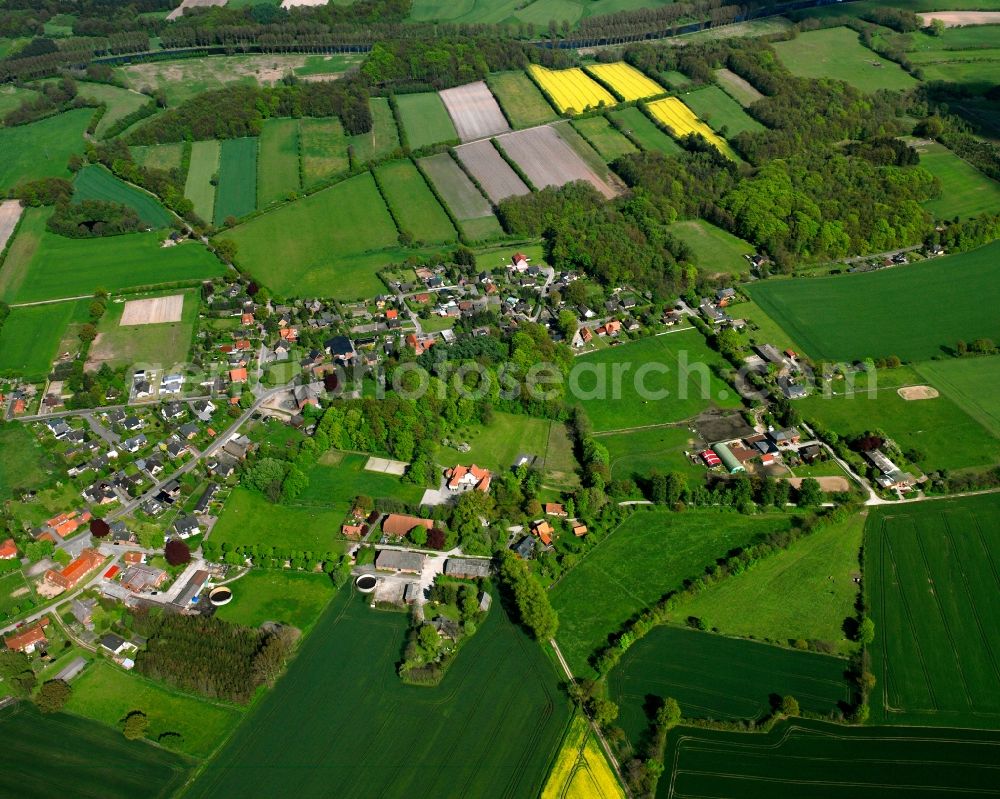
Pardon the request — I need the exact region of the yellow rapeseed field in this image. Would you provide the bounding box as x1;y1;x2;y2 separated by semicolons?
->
541;716;626;799
586;62;665;101
646;96;736;158
528;64;616;115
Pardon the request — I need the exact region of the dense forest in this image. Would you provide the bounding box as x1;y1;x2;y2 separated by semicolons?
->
47;199;144;237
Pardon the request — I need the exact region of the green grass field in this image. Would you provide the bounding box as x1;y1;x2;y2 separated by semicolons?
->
551;509;793;676
437;411;554;474
572;116;638;161
0;208;222;303
293;450;425;517
662;718;1000;799
915;355;1000;439
349;97;400;163
747;242;1000;363
867;494;1000;728
0;300;76;380
211;487;347;554
660;69;692;89
223;171;399;299
214;137;258;225
130;142;185;172
375;159;457;244
914;139;1000;219
0;83;37;117
293;53;363;76
258;118;300;206
680;85;765;137
184;139;220;223
299;117;349;185
417;153;501;239
715;67;763;107
87;289;195;370
668;219;754;276
668;511;865;655
487;71;557;129
0;702;191;799
184;589;571;799
215;569;336;632
575;330;742;433
608;106;682;155
0;570;33;616
73;165;174;228
395;92;458;150
0;108;91;191
77;81;149;138
64;661;241;759
773;27;918;93
408;0;673;28
0;424;53;501
601;424;705;481
544;421;581;490
611;628;851;741
733;297;806;355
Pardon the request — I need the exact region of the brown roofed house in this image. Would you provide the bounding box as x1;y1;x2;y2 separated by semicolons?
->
382;514;434;540
4;617;50;653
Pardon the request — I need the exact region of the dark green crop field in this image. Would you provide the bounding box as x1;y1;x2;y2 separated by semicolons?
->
214;137;258;225
73;164;173;228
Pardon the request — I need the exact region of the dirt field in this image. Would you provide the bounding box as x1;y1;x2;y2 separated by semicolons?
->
783;476;851;492
898;384;940;401
455;140;530;203
120;294;184;326
365;456;408;476
0;200;22;252
715;68;763;106
439;81;511;142
918;11;1000;26
496;126;618;199
166;0;225;21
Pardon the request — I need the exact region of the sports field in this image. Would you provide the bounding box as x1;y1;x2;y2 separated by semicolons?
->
486;71;558;129
915;355;1000;438
586;62;664;101
130;143;185;172
375;159;457;244
680;85;765;137
211;486;346;553
528;64;616;115
0;108;90;191
395;92;458;149
184;139;220;223
668;219;753;276
87;290;195;371
747;242;1000;363
540;715;624;799
184;589;571;799
608;106;682;155
223;171;399;298
293;450;425;518
662;719;1000;799
349;97;400;163
646;97;735;159
214;569;336;633
773;27;918;93
867;494;1000;728
72;165;174;228
574;330;741;433
418;153;501;239
551;509;793;676
601;425;705;481
77;81;149;138
299;117;349;184
258;118;300;206
572;116;638;161
0;300;76;380
0;702;191;799
214;137;258;225
913;139;1000;219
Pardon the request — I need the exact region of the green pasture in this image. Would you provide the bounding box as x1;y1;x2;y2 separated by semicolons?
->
88;289;195;370
0;84;37;117
376;159;457;244
437;411;554;475
608;106;682;155
487;71;557;129
601;424;705;481
348;98;400;163
667;219;754;276
571;116;638;161
418;154;500;239
211;487;347;553
130;142;185;173
77;81;149;138
915;355;1000;439
680;85;765;137
0;108;91;191
73;165;173;228
395;92;457;150
299;117;349;185
214;137;258;225
0;300;76;380
0;423;53;501
184;139;220;223
294;450;425;516
258;118;300;206
914;139;1000;219
214;569;336;633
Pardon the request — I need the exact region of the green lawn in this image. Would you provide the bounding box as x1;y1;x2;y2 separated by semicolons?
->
184;589;571;799
913;139;1000;219
551;509;794;676
731;297;806;355
660;69;692;89
747;242;1000;363
375;159;457;244
668;219;754;276
0;108;91;191
437;412;554;474
222;171;400;299
669;510;865;655
572;116;638;161
680;85;765;137
0;300;76;380
184;139;220;223
214;137;258;225
299;117;349;185
773;27;918;93
601;424;705;481
608;106;682;155
348;97;400;163
575;330;742;433
214;569;336;632
73;165;174;228
0;569;33;616
64;661;242;759
395;92;458;150
258;118;300;206
915;355;1000;439
294;450;425;516
77;81;149;138
88;289;195;370
130;142;185;172
293;53;363;76
211;487;347;554
487;71;557;129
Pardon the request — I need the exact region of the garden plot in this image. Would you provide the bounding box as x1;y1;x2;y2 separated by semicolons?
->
0;200;22;251
439;80;510;142
496;126;618;199
455;139;530;203
120;294;184;326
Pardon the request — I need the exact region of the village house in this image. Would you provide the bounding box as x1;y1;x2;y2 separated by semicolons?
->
0;539;17;559
531;519;554;546
4;617;50;654
71;598;96;629
382;514;434;540
325;335;355;363
867;450;916;490
121;564;168;594
573;524;588;538
444;464;492;494
45;548;104;592
172;515;201;539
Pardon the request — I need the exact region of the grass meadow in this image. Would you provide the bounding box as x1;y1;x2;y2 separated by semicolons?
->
601;424;705;481
293;450;425;517
0;300;78;380
0;424;55;501
680;85;765;137
210;486;347;553
184;139;220;223
915;139;1000;219
77;81;149;138
487;71;558;128
668;219;754;276
348;97;400;163
214;569;336;633
88;289;195;370
130;142;184;172
258;118;300;206
73;165;173;228
214;137;258;225
915;355;1000;439
551;509;793;676
0;108;91;191
184;589;571;799
437;411;554;474
395;92;457;149
608;106;682;155
572;116;638;161
299;117;349;185
867;494;1000;728
748;242;1000;362
375;159;457;244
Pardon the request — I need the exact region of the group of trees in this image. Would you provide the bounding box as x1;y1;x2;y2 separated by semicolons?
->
3;74;81;126
497;549;558;640
46;199;144;237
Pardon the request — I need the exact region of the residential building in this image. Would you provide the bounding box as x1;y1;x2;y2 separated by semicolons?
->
382;514;434;539
444;464;492;493
4;617;50;653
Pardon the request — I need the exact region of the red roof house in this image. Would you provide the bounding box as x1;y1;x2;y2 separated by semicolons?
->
0;539;16;560
4;617;50;653
444;464;492;493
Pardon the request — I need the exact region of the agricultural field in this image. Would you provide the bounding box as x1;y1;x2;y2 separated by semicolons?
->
0;300;77;380
76;81;149;138
734;297;806;355
211;486;347;553
551;509;793;676
348;97;400;163
438;80;510;141
214;569;336;633
183;590;571;799
773;27;918;93
258;118;300;206
455;139;531;203
586;61;665;101
659;69;692;89
184;139;220;223
0;108;90;191
418;153;501;240
608;106;682;155
0;702;191;799
437;411;554;474
299;117;349;185
0;424;55;502
497;125;617;198
87;289;196;371
680;85;765;137
575;329;742;433
668;510;866;655
912;139;1000;219
668;219;754;276
867;494;1000;728
214;137;258;225
395;92;458;149
223;171;399;298
73;165;174;228
572;115;638;161
645;97;735;159
293;53;364;77
601;424;705;481
662;719;1000;799
528;64;616;115
540;715;624;799
486;71;558;129
130;142;185;172
375;159;457;244
915;355;1000;438
714;67;763;106
407;0;674;28
294;450;425;517
747;242;1000;363
543;421;581;490
902;24;1000;86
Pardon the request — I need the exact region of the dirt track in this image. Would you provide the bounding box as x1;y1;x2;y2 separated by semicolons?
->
784;476;851;492
898;385;940;401
0;200;22;253
439;81;511;142
918;11;1000;26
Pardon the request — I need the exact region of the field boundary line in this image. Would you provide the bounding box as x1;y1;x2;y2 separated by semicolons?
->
10;294;93;307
